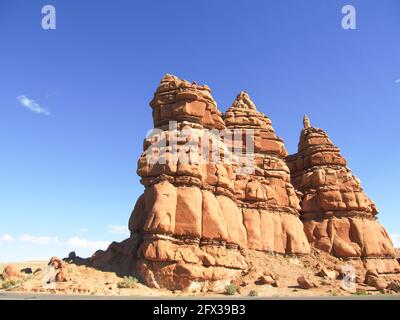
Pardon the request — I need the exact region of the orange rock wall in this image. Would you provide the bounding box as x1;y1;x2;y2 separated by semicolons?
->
287;126;399;274
91;76;398;291
129;77;310;290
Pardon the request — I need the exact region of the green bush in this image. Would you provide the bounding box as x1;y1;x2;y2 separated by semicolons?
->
353;288;368;296
1;278;23;290
224;284;237;295
117;276;139;289
248;290;258;297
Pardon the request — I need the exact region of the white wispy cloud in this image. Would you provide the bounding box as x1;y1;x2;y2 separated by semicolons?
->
107;224;129;235
17;95;49;115
395;79;400;84
66;237;110;250
19;234;52;245
0;234;14;244
390;234;400;248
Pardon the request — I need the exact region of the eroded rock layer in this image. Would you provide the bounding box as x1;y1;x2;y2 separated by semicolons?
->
91;75;310;291
224;92;310;255
133;75;246;291
287;117;399;274
90;76;397;291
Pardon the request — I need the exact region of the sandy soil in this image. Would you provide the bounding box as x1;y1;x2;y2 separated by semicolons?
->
1;249;399;298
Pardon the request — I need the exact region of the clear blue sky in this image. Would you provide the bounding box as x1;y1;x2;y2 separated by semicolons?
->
1;0;399;261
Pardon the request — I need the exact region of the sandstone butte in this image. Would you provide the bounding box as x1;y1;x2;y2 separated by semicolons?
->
90;75;399;291
286;116;399;274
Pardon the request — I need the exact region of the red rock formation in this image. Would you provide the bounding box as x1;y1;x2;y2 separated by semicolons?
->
287;116;399;274
224;92;310;254
91;75;310;291
1;264;22;280
49;257;69;282
133;75;249;291
90;78;399;288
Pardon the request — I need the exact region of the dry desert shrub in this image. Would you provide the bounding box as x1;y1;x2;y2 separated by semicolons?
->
1;278;24;290
248;289;258;297
224;284;237;295
117;276;138;289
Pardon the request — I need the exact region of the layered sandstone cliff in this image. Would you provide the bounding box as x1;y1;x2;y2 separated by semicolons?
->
287;116;399;274
90;76;398;292
132;75;247;291
224;92;310;254
91;75;310;291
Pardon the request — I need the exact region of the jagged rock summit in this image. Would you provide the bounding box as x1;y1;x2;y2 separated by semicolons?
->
224;92;310;254
90;75;399;292
287;116;398;273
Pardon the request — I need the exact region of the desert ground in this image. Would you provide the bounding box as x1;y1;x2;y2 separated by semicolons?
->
1;248;400;299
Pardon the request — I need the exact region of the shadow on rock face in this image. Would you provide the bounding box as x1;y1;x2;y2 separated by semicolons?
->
64;237;141;279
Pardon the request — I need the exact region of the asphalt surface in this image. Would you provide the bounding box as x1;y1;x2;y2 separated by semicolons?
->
1;291;400;300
